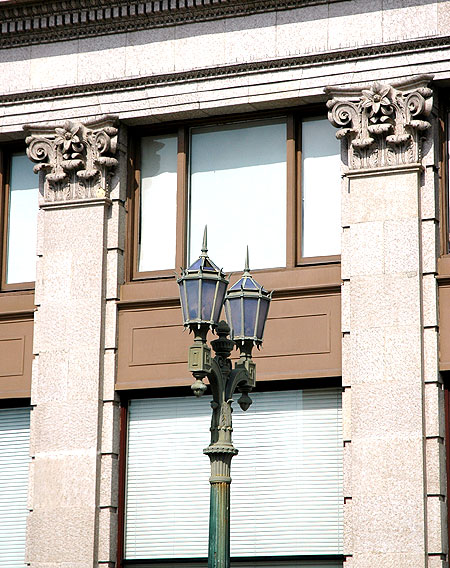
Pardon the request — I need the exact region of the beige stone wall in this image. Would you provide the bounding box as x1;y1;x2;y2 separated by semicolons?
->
327;82;447;566
0;0;448;566
343;168;428;567
25;126;127;566
2;2;450;134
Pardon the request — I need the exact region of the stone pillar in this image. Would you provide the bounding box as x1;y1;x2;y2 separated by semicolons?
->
326;77;447;567
23;117;125;567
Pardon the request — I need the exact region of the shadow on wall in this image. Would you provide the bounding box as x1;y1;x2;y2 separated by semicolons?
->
0;0;439;64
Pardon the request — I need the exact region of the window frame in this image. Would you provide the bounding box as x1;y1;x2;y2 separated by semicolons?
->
439;106;448;256
0;143;36;293
126;107;341;284
116;378;343;568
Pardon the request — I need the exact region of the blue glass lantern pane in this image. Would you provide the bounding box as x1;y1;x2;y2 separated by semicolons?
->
179;281;188;323
256;298;270;340
188;258;202;271
201;280;217;321
244;298;259;337
212;280;227;323
230;278;244;291
227;297;242;338
186;279;199;320
243;278;258;290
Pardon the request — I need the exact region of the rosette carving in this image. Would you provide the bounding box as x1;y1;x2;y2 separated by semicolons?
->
24;116;118;203
325;75;433;170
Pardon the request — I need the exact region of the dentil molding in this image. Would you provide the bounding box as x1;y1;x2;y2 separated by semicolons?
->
24;115;118;203
325;75;433;171
0;0;344;49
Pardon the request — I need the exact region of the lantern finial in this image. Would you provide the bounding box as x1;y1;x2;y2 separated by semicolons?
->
201;225;208;257
177;226;229;331
244;246;250;274
224;249;272;347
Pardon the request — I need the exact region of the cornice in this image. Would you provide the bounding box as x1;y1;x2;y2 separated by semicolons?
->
0;0;345;49
0;35;449;106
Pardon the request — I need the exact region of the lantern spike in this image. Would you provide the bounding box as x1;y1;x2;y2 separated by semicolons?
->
244;246;250;274
201;225;208;256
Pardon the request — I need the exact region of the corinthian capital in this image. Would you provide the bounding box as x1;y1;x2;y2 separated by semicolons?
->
24;116;118;203
325;75;433;171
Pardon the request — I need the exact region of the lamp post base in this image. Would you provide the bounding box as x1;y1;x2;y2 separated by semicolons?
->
205;445;237;568
208;480;231;568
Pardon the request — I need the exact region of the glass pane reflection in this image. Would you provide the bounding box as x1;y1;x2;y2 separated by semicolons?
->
139;134;177;272
7;153;38;284
189;119;287;272
243;298;258;337
186;280;199;320
301;117;341;257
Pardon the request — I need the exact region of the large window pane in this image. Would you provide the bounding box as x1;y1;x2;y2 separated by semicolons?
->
139;134;178;272
6;153;38;284
301;118;341;258
189;120;286;271
125;388;343;559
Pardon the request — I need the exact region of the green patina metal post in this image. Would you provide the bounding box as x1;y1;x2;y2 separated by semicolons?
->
177;230;271;568
207;470;232;568
204;323;242;568
187;320;254;568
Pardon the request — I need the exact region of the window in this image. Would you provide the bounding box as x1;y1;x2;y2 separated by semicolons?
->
123;388;343;564
0;148;39;290
130;113;341;279
0;406;30;568
441;110;449;254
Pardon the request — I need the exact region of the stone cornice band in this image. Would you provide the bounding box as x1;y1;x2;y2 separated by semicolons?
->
1;0;345;49
0;36;447;106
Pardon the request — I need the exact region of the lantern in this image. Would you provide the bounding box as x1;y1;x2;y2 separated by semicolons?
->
177;228;228;330
224;250;271;346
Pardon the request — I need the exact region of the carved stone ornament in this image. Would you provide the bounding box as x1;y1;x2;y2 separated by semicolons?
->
24;116;118;203
325;75;433;170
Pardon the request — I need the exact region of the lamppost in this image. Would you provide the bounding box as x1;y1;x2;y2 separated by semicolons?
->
177;229;271;568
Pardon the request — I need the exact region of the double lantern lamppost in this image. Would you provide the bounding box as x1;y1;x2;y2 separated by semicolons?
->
177;228;272;568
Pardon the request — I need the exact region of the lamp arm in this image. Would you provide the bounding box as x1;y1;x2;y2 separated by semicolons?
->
225;366;253;402
207;358;225;400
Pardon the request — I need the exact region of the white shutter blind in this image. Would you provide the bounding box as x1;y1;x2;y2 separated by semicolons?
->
125;389;342;560
0;407;30;568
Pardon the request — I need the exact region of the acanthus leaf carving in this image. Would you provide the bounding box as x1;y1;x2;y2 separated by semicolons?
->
325;75;433;171
24;115;118;203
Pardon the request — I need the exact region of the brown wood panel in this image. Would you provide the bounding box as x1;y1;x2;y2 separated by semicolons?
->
120;263;341;304
116;289;341;390
0;316;33;398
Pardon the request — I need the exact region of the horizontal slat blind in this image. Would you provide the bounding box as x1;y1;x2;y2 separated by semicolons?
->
123;560;343;568
125;389;342;560
0;407;30;568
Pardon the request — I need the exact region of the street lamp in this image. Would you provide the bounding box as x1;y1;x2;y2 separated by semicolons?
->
177;228;271;568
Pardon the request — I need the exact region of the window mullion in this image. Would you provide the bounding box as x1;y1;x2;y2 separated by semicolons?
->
176;126;189;271
286;114;297;268
130;136;141;281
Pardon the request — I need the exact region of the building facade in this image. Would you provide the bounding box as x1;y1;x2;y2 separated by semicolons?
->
0;1;449;567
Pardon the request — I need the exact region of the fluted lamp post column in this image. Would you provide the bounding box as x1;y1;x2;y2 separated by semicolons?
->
177;228;271;568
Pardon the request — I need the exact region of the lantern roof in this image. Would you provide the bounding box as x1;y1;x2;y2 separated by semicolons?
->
228;248;269;296
184;227;225;277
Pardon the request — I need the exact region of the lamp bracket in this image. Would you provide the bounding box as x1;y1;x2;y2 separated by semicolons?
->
188;343;212;375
